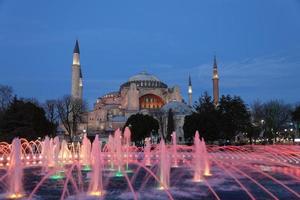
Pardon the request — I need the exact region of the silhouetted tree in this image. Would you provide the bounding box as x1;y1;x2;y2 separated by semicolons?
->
0;85;13;119
124;113;159;145
262;100;291;142
183;92;220;143
218;95;251;141
166;109;174;142
292;105;300;134
249;100;265;141
0;97;53;142
56;95;87;141
245;124;261;144
43;100;59;137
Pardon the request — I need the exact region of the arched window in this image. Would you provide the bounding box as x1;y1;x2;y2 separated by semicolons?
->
139;94;165;109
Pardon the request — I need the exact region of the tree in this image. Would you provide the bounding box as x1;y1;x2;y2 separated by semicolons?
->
218;95;251;141
0;85;13;117
0;97;53;142
43;100;59;137
124;113;159;145
250;100;265;142
166;109;174;142
262;100;291;142
183;92;220;143
56;95;86;141
292;105;300;134
245;124;261;144
251;100;264;123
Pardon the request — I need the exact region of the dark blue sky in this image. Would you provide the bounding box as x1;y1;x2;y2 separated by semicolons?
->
0;0;299;107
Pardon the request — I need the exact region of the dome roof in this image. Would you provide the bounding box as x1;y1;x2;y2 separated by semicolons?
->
128;71;160;82
120;71;167;89
161;100;192;115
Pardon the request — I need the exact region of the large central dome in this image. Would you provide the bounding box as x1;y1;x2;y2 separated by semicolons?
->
128;71;160;82
120;71;167;89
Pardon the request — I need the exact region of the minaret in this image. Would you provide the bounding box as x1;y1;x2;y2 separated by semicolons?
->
212;55;219;106
71;40;82;99
78;68;83;99
188;74;192;106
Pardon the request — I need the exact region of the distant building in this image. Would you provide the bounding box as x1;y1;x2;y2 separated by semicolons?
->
71;40;83;100
161;101;193;143
69;40;220;142
80;71;183;135
212;55;219;106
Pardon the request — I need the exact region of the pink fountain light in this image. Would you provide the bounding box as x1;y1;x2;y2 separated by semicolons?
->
0;128;299;200
144;137;151;166
159;139;170;189
7;138;24;199
88;134;104;197
193;131;204;182
171;131;178;167
80;133;91;170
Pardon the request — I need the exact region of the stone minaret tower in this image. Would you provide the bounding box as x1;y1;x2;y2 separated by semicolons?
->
71;40;83;99
212;55;219;106
78;68;83;99
188;75;192;106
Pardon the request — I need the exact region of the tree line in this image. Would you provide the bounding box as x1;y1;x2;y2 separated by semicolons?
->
1;84;299;144
0;84;86;142
183;92;300;144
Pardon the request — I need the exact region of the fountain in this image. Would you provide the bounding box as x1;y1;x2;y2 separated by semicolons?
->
7;138;24;199
124;127;131;171
80;134;91;171
144;137;151;166
114;129;123;176
0;128;299;200
193;131;204;182
106;134;115;170
159;139;170;189
88;135;104;196
202;138;211;176
171;131;178;167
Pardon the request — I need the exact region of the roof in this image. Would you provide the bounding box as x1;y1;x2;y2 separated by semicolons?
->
73;40;80;54
103;104;120;109
120;71;168;89
161;100;192;115
111;115;126;122
103;91;119;97
128;71;160;82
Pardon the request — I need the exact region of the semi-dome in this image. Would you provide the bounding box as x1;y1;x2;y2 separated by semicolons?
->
161;100;192;115
120;71;167;89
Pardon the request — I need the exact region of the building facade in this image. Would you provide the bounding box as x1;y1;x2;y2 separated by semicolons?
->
82;71;183;134
70;40;220;143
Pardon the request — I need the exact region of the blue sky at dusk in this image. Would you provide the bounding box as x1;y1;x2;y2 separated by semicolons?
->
0;0;299;107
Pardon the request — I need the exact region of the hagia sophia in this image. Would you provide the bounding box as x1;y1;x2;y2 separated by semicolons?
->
71;40;219;143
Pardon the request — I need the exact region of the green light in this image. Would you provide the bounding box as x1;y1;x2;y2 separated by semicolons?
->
50;171;65;180
82;165;91;171
115;171;123;177
50;174;64;180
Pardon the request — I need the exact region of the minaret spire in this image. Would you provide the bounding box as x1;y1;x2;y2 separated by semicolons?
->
71;39;82;100
188;74;193;106
73;39;80;54
212;55;219;106
213;54;217;69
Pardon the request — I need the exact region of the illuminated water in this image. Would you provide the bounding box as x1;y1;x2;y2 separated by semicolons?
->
0;129;299;200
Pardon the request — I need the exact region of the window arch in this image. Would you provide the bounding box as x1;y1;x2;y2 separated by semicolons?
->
139;94;164;109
